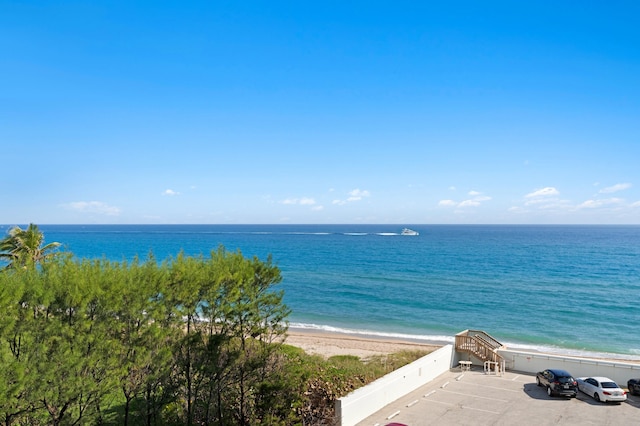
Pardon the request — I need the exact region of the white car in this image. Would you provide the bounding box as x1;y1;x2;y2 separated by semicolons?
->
576;377;627;403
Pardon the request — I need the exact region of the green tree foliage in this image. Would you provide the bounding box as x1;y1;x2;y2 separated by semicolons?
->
108;256;175;426
0;242;291;425
0;224;61;270
166;248;291;425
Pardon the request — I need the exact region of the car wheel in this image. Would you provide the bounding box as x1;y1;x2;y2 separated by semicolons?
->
536;377;541;386
547;386;553;397
594;392;600;402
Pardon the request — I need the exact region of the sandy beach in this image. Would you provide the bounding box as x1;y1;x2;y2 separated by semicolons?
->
284;329;640;365
284;329;443;358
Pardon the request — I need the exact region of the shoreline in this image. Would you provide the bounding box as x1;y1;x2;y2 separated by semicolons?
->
284;328;640;364
284;328;444;359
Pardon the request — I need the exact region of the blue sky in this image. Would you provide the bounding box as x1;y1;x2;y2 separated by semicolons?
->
2;1;639;224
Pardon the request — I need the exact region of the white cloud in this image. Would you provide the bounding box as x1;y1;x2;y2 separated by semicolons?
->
299;197;316;205
347;188;370;201
520;187;571;211
631;201;640;208
311;205;324;211
333;188;371;205
163;189;180;196
577;200;600;209
577;198;623;209
282;197;316;205
599;183;632;194
64;201;121;216
525;197;553;206
438;193;492;208
525;187;559;198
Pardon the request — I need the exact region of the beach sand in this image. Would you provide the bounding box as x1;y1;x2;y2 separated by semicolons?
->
284;329;443;359
284;329;640;364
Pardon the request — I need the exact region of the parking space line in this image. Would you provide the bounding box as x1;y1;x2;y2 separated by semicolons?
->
482;375;529;384
386;410;400;420
422;398;502;415
462;382;521;393
406;399;419;407
459;405;501;415
440;389;509;402
422;399;454;407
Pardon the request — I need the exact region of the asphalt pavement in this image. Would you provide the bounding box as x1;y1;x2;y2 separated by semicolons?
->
356;368;640;425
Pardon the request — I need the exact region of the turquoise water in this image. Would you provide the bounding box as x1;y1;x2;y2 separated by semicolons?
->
8;224;640;359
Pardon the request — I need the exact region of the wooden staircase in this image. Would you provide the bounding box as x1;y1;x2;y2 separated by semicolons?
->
455;330;505;373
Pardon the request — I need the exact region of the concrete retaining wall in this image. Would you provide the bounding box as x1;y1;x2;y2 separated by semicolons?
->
335;344;454;426
498;349;640;386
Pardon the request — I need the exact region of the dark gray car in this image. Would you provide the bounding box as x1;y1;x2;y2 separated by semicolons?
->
536;369;578;397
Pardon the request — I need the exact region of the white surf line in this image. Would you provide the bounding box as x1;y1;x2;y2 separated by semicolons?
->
386;410;401;420
439;389;509;403
406;399;419;407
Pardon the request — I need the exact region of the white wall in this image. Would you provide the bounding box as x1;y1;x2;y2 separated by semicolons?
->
335;344;454;426
498;349;640;386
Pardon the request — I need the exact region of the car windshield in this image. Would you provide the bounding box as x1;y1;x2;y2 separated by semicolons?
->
557;376;574;383
601;382;618;388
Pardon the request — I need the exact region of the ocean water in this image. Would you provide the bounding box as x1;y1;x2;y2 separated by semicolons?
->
6;224;640;359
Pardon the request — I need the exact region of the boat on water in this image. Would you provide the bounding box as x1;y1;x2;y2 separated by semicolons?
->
401;228;419;236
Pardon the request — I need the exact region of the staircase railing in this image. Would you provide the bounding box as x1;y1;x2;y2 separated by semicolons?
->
455;329;505;365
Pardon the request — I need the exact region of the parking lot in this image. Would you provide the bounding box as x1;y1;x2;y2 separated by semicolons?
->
356;368;640;425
